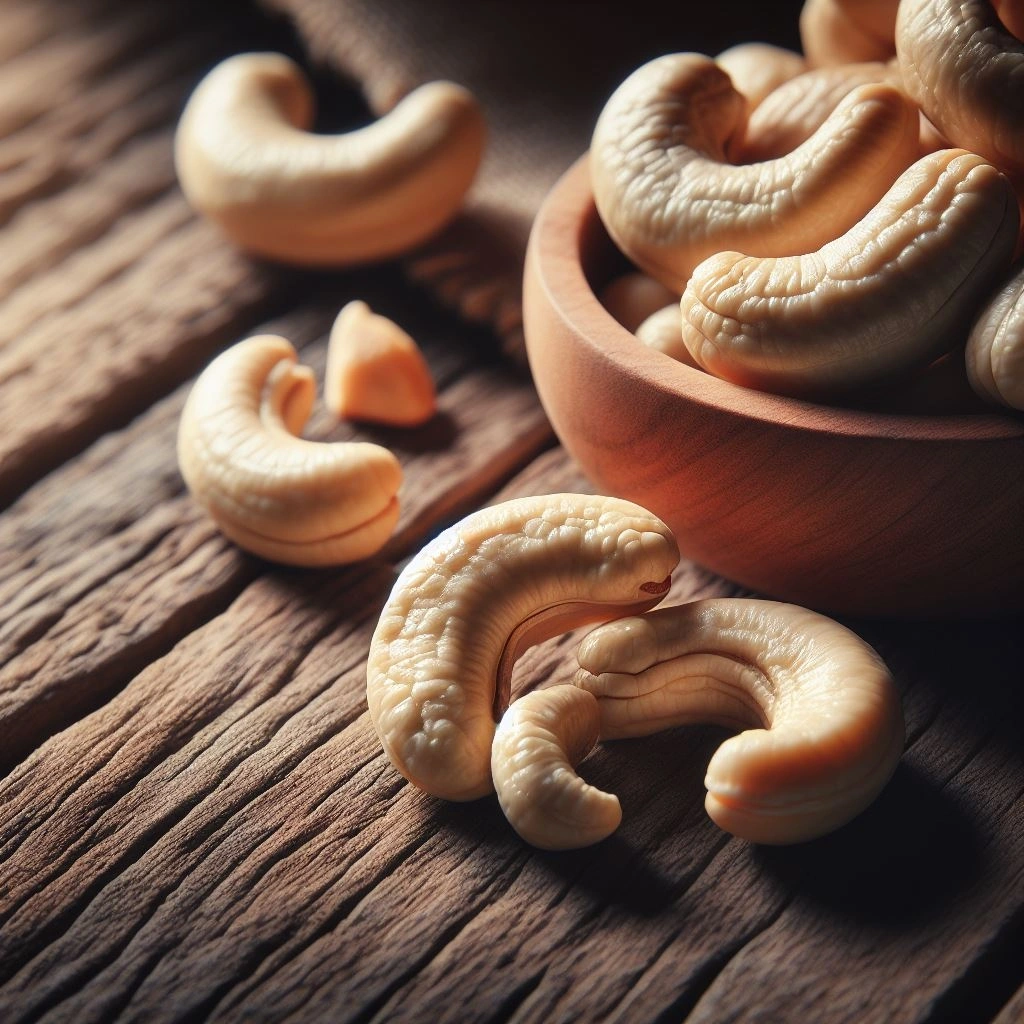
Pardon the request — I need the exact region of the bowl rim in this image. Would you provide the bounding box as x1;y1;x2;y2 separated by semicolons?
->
531;152;1024;444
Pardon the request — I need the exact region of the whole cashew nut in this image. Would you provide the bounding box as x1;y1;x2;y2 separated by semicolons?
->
366;494;679;801
715;42;806;112
174;52;486;265
178;335;402;565
896;0;1024;175
491;685;621;850
799;0;899;67
575;599;905;845
966;258;1024;410
635;305;696;366
591;54;919;291
680;150;1019;397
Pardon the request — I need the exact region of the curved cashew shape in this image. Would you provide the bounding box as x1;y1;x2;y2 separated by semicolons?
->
178;335;402;566
575;599;905;845
174;52;486;265
715;42;806;112
491;685;621;850
800;0;899;67
896;0;1024;175
967;258;1024;410
366;494;679;801
680;150;1019;397
591;54;919;291
599;273;678;334
635;305;696;366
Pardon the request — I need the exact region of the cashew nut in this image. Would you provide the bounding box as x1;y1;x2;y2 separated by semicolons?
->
896;0;1024;175
325;300;436;426
799;0;899;67
178;335;402;566
635;305;696;366
680;150;1019;397
575;599;905;845
715;42;806;112
599;273;678;333
366;494;679;801
966;258;1024;410
491;685;621;850
174;52;486;265
591;54;919;291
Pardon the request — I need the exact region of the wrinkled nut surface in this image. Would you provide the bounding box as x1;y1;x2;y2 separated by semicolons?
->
178;335;402;566
715;42;806;112
896;0;1024;175
680;150;1019;397
967;258;1024;410
575;599;905;845
325;300;436;426
591;54;918;291
174;52;486;265
366;494;679;801
800;0;899;67
491;685;621;850
599;273;678;334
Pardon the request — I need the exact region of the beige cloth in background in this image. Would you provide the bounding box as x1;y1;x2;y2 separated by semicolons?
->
262;0;803;362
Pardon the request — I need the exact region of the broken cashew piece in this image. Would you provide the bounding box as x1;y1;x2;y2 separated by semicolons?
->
178;335;402;566
491;685;621;850
591;54;919;291
799;0;899;67
715;42;806;112
680;150;1019;397
966;258;1024;411
575;599;905;845
325;300;436;426
366;494;679;801
896;0;1024;175
174;52;486;265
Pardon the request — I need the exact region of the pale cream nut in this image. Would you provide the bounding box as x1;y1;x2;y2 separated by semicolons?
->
680;150;1019;398
715;42;806;112
325;300;436;426
366;494;679;801
966;258;1024;410
635;305;696;366
575;599;905;845
174;52;486;265
590;54;919;292
491;685;621;850
178;335;402;566
896;0;1024;175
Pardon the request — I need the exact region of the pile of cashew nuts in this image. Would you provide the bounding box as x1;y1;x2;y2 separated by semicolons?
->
367;494;905;848
597;0;1024;411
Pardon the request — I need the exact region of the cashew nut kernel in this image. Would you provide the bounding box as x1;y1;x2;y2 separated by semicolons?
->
178;335;402;565
325;300;436;426
715;42;806;112
599;273;678;334
575;599;904;844
966;259;1024;410
680;150;1019;397
366;494;679;801
591;55;919;291
491;685;621;850
799;0;899;67
174;52;486;265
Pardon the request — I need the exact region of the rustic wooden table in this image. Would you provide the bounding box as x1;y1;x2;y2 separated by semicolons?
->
1;2;1022;1021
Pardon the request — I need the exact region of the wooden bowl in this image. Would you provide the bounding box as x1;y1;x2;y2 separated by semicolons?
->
523;154;1024;617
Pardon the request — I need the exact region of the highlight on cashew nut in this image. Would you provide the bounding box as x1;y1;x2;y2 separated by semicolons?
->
491;685;621;850
174;52;486;265
575;599;905;844
799;0;898;67
896;0;1024;176
325;300;436;426
966;258;1024;411
178;335;402;566
590;53;919;291
366;494;679;801
679;150;1019;397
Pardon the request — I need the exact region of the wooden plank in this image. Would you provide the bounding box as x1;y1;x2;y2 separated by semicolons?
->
0;271;551;773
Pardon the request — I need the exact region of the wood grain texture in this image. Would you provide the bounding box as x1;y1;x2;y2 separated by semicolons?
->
523;156;1024;617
